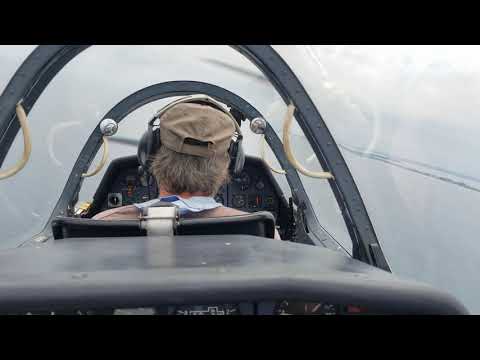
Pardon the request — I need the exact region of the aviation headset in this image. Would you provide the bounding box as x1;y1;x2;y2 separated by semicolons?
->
137;94;245;176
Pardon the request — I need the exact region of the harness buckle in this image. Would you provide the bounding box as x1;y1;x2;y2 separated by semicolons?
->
140;202;178;236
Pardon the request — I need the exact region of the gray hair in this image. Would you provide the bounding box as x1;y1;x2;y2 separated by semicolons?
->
150;146;230;196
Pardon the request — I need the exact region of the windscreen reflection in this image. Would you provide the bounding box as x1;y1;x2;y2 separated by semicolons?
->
0;45;351;256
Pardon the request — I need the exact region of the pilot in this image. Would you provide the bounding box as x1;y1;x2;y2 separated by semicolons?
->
93;96;281;240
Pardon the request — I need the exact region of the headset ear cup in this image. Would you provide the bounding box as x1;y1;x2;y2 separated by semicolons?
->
137;127;161;170
230;139;245;176
148;127;161;168
235;139;245;174
152;126;161;158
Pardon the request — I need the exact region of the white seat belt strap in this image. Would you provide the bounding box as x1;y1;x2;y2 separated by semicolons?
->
140;204;178;236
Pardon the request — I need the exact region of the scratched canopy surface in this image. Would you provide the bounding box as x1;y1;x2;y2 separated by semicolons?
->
274;45;480;313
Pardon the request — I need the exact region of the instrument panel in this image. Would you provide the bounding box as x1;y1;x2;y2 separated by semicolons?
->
216;163;281;220
89;155;289;225
104;169;157;209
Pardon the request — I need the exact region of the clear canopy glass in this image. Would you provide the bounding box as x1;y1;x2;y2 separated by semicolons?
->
274;45;480;313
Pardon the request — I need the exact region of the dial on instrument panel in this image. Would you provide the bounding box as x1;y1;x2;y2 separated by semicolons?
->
107;193;123;208
232;194;246;208
233;171;250;191
255;180;265;190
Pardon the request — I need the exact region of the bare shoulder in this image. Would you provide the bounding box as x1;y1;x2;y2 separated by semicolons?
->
187;206;281;240
211;206;249;217
91;205;140;220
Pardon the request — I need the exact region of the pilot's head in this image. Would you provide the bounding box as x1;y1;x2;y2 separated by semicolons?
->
149;102;238;197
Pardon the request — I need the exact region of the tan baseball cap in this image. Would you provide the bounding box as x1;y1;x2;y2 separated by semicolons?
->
159;102;237;158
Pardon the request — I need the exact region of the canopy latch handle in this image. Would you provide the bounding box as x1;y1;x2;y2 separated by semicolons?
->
0;102;32;180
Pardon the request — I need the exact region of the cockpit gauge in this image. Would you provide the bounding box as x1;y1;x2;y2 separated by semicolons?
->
255;179;265;191
232;194;247;208
233;171;250;191
107;193;123;208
